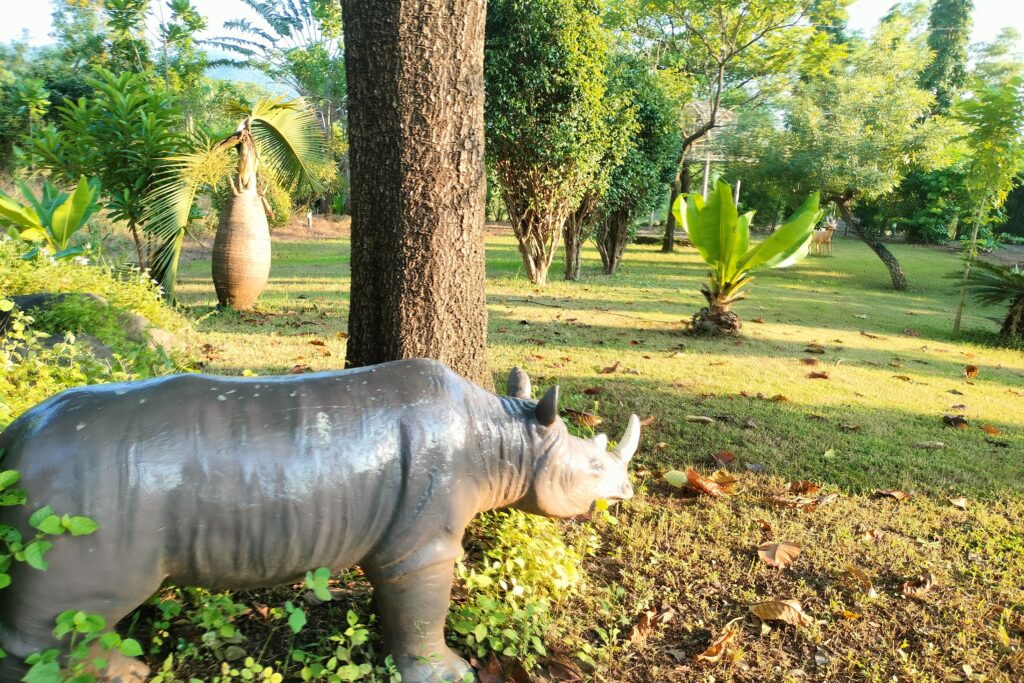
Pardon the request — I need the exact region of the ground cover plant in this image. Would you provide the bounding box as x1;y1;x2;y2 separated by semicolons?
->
140;229;1024;682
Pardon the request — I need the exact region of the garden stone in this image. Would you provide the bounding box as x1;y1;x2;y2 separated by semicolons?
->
0;360;639;683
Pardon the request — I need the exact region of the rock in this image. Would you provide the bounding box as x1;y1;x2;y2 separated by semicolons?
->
0;292;180;354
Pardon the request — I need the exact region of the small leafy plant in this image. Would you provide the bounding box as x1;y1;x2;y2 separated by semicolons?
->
0;176;101;260
672;180;823;334
963;260;1024;339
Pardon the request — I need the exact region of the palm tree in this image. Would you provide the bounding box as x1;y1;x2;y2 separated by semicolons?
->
147;97;326;308
964;260;1024;339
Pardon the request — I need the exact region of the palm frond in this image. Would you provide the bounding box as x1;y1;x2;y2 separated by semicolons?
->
145;140;235;296
250;98;327;193
965;260;1024;306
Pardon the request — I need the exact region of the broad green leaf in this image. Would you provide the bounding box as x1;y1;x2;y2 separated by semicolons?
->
63;516;99;536
685;191;723;267
0;573;10;589
17;228;49;244
119;638;143;657
22;660;60;683
737;193;822;273
0;471;19;490
726;210;755;280
0;194;41;231
99;632;122;650
23;540;53;571
28;506;55;529
49;176;98;250
287;607;307;633
52;245;87;261
35;515;64;536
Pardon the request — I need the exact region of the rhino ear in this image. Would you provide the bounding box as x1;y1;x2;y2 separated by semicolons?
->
507;367;532;399
535;386;560;427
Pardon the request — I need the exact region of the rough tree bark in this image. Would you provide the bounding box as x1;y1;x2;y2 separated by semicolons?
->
564;193;598;281
596;209;631;275
835;198;908;291
342;0;492;388
662;163;691;253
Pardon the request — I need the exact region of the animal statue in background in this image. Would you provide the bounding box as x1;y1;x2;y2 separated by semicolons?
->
0;359;640;683
810;217;838;256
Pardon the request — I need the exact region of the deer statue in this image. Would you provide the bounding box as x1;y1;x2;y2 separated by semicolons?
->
810;217;838;256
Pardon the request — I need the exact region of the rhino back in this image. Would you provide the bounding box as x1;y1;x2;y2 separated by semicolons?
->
0;359;477;589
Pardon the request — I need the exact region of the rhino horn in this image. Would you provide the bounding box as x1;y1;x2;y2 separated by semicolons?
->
593;433;608;450
612;414;641;462
506;367;532;399
535;386;559;427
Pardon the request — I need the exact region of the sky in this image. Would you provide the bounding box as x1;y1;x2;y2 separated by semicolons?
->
0;0;1021;50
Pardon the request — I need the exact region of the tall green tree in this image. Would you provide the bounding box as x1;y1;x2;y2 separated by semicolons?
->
610;0;847;252
952;76;1024;332
24;68;185;271
593;57;680;275
771;14;950;290
920;0;973;114
486;0;612;285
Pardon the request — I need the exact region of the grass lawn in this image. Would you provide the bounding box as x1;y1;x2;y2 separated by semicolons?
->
175;230;1024;682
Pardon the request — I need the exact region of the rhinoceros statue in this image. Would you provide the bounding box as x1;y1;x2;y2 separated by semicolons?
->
0;359;639;682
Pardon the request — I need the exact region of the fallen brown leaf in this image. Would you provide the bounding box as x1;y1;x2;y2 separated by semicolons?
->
749;599;813;627
860;330;883;340
858;527;884;542
599;361;622;374
980;424;1001;436
893;375;912;382
948;496;968;510
875;489;912;501
694;620;741;665
684;467;736;498
901;571;936;597
582;387;604;395
308;339;326;347
471;653;504;683
800;357;820;366
562;408;602;428
964;365;979;379
789;480;822;495
804;344;826;354
840;423;862;432
640;415;656;427
807;371;830;379
758;541;802;569
770;394;790;402
844;564;877;598
288;364;312;374
943;415;970;430
713;450;736;468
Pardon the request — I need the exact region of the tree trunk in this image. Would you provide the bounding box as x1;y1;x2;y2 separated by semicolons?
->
342;0;492;388
835;199;908;290
662;162;691;253
596;209;631;275
212;187;271;310
564;193;596;281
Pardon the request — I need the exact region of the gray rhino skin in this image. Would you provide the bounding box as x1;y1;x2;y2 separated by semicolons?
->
0;359;638;682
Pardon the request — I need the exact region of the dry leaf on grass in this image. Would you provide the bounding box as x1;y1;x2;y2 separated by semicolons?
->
807;371;830;379
943;414;970;430
640;415;656;427
901;571;936;597
948;496;968;510
694;618;743;665
627;606;676;643
789;480;822;495
308;339;326;346
561;408;602;428
758;542;802;569
893;375;912;382
471;654;504;683
749;599;813;627
746;463;766;473
582;387;604;395
288;364;312;374
841;609;862;620
844;564;878;598
804;344;826;354
664;468;738;497
858;527;884;542
685;415;716;424
980;424;1001;436
764;492;837;511
599;361;622;374
860;330;883;339
964;365;979;379
875;489;912;501
800;357;820;366
713;450;736;468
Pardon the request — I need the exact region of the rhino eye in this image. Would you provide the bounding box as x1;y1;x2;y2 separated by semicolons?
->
591;461;604;473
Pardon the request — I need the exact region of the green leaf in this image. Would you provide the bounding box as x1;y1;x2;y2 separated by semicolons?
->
17;228;49;244
0;192;41;231
472;623;487;641
35;515;64;536
737;193;822;273
28;506;55;529
63;516;100;536
22;659;61;683
119;638;143;657
0;573;10;589
287;607;307;633
23;540;53;571
99;632;122;650
49;176;98;250
0;471;19;490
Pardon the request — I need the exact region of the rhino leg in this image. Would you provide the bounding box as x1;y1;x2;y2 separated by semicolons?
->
0;560;160;683
365;557;474;683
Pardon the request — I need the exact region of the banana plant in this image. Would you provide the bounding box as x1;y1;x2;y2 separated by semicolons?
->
0;176;100;260
672;180;823;334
